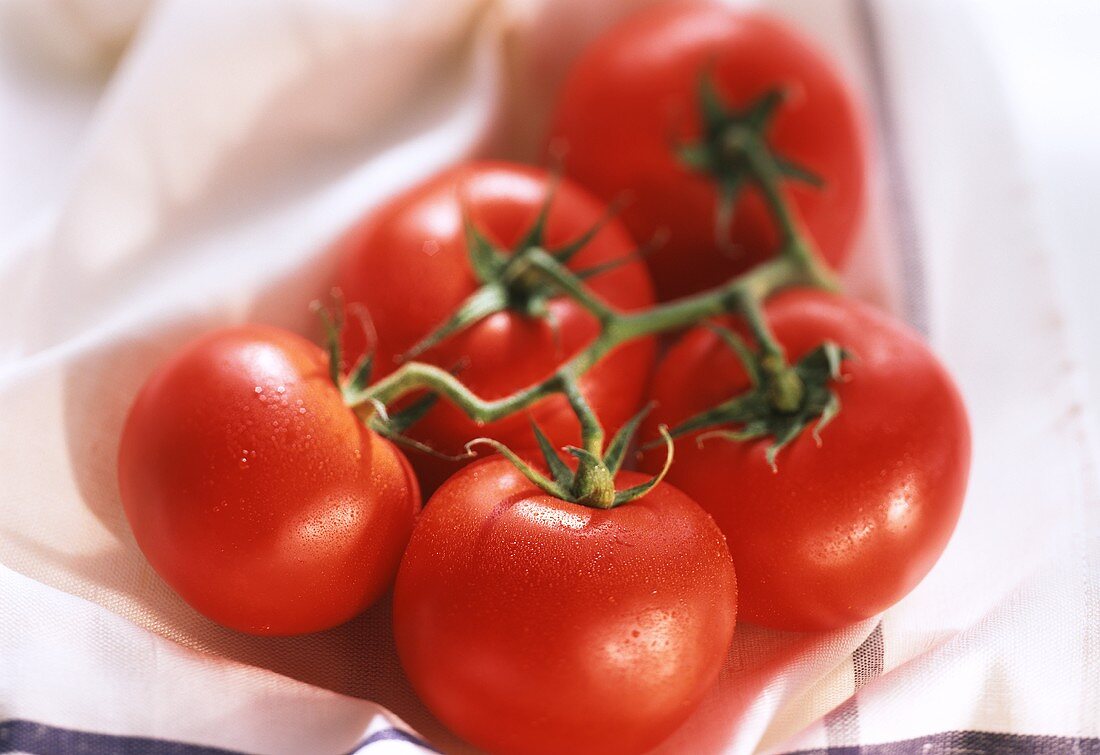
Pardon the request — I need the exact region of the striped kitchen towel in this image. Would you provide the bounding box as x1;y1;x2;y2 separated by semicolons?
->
0;0;1096;752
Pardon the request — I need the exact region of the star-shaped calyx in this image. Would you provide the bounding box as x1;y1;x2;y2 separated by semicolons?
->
313;297;467;461
658;324;850;470
676;70;824;249
400;177;637;362
467;403;675;509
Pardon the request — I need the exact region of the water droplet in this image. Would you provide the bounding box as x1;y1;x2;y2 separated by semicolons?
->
254;386;263;394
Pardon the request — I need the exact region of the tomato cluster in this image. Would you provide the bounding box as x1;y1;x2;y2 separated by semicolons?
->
117;5;969;754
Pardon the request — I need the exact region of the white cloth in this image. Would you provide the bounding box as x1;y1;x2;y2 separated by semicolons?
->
1;0;1097;753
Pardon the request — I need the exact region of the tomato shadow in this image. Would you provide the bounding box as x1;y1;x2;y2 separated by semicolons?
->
57;322;473;753
651;618;879;754
61;320;211;544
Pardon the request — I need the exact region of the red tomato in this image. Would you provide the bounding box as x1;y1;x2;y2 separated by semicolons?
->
118;326;419;635
393;458;737;755
641;290;970;631
548;4;867;300
336;162;655;492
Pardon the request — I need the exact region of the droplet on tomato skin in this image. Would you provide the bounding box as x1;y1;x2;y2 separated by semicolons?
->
236;448;257;469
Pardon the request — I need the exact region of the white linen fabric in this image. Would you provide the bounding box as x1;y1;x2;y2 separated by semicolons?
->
1;0;1097;753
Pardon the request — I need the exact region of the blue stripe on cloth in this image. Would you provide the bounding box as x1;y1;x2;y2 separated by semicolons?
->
0;720;248;755
0;719;435;755
789;730;1100;755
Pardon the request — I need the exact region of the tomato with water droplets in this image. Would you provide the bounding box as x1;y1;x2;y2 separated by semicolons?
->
118;325;419;635
393;457;737;755
641;290;970;631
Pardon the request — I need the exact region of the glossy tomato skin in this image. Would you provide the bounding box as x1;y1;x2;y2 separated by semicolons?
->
118;326;419;635
548;4;866;300
642;291;970;631
393;459;737;755
336;162;656;493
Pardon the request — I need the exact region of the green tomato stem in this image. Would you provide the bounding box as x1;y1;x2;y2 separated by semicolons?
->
350;106;840;506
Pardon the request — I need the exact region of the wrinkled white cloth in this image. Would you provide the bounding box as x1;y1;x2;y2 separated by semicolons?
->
1;0;1097;753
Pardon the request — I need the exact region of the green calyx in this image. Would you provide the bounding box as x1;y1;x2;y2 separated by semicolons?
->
334;65;853;507
661;325;849;470
466;404;674;510
677;71;823;249
399;179;633;363
314;297;470;462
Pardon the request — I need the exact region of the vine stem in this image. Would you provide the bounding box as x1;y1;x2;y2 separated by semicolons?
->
349;253;810;412
345;127;838;502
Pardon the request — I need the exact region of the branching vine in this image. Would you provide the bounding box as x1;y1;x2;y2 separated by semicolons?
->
325;84;850;509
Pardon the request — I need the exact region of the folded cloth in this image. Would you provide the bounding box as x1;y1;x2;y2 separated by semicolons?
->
0;0;1096;752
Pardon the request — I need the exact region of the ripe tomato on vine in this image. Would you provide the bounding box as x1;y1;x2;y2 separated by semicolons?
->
118;326;419;635
336;162;656;492
641;290;970;631
548;4;867;300
394;457;737;755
